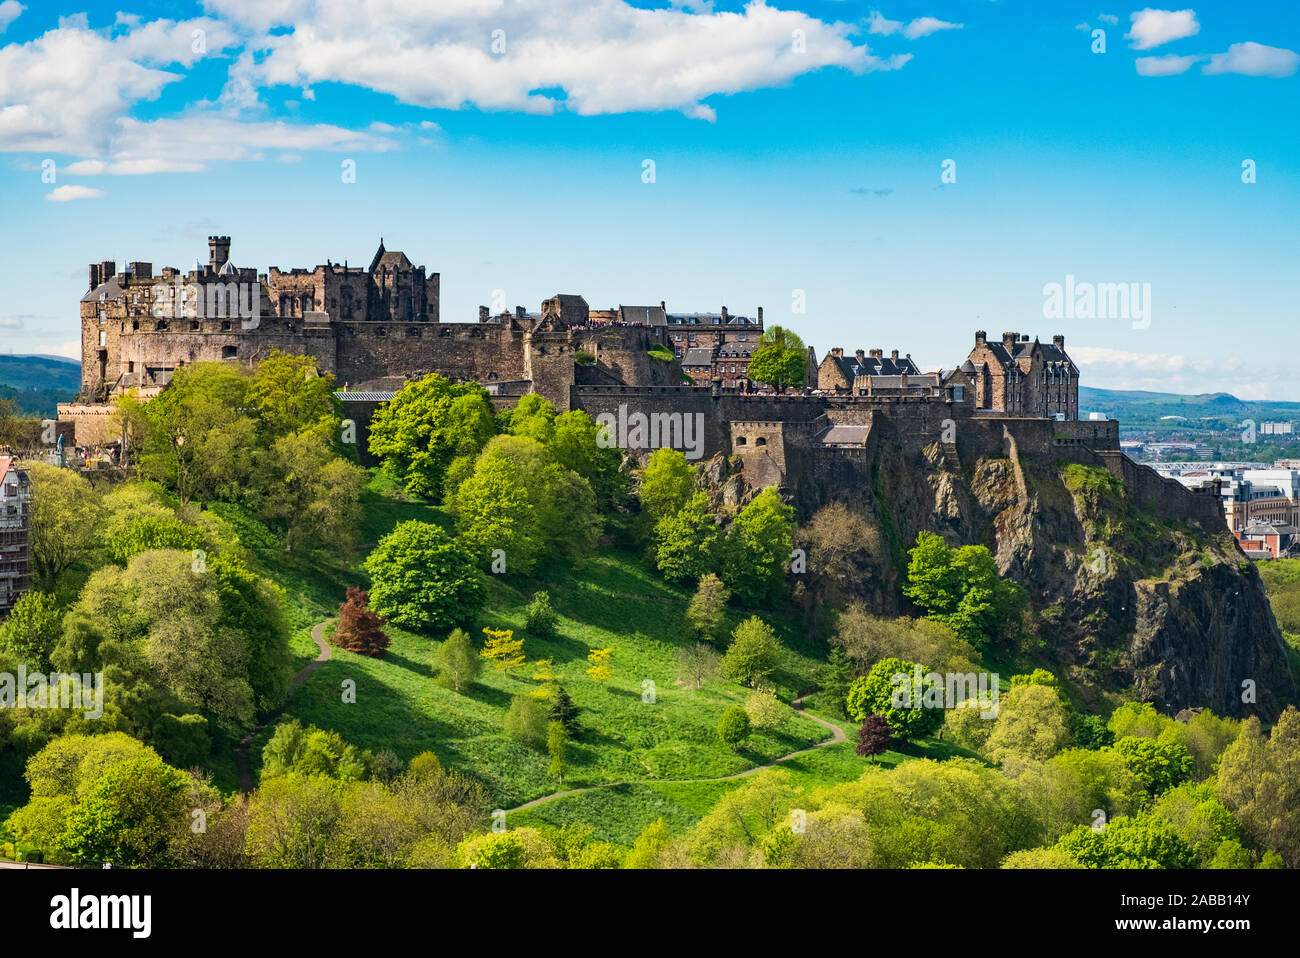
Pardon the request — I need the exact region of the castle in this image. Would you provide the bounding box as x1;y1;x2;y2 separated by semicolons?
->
59;236;1220;525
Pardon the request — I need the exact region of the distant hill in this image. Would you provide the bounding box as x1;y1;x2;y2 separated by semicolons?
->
0;354;81;417
1079;386;1300;432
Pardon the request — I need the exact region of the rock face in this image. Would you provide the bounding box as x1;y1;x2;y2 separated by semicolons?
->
721;430;1296;720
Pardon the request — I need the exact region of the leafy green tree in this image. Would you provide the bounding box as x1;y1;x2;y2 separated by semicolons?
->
53;755;189;867
721;487;795;602
1069;712;1115;750
151;713;211;769
717;705;751;749
248;350;338;439
504;693;550;749
902;531;1025;650
686;573;729;641
746;325;807;391
244;772;344;868
254;426;366;553
454;435;600;573
209;554;293;711
1112;736;1195;797
25;463;103;586
363;520;485;633
524;590;559;638
745;687;787;730
1151;783;1249;867
261;719;371;782
654;492;722;583
624;818;672;869
720;616;782;688
1216;708;1300;866
367;374;495;499
105;513;204;564
983;683;1073;768
676;642;721;691
551;409;625;504
0;590;63;669
433;628;482;692
547;721;568;782
638;448;695;524
1055;813;1195;869
500;393;556;444
845;657;943;741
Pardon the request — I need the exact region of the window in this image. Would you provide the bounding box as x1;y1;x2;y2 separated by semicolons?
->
98;330;106;347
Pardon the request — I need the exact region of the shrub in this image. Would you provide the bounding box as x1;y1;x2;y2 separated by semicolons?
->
717;706;751;749
504;694;550;749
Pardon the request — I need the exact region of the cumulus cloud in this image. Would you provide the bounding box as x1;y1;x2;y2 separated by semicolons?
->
1126;8;1199;50
206;0;906;122
1204;41;1299;78
0;1;23;34
1136;53;1200;76
46;184;105;201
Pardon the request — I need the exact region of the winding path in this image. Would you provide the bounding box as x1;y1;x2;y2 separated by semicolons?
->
503;690;847;814
235;619;333;793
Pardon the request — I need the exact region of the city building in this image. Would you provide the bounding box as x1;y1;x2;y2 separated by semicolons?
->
966;331;1079;419
0;452;32;619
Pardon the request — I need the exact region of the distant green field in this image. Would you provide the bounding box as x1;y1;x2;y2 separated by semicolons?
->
0;355;81;416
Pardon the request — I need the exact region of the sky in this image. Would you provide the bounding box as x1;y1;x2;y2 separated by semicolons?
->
0;0;1296;398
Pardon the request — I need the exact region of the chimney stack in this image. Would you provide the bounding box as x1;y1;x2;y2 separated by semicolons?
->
478;305;489;322
208;236;231;272
516;306;526;320
1053;334;1065;349
757;306;763;322
868;348;882;360
89;263;101;290
720;306;729;321
831;347;843;357
975;330;987;347
1002;331;1018;349
856;349;867;363
890;349;899;362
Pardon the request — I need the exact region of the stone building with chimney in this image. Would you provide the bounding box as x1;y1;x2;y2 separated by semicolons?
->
966;330;1078;419
0;453;32;620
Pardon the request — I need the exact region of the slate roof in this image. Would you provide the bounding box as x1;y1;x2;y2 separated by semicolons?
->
827;353;921;381
682;347;716;367
619;305;667;325
82;277;126;303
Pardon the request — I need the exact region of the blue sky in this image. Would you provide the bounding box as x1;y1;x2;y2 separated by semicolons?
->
1;0;1297;397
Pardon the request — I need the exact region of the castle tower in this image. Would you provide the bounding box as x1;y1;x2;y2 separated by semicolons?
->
208;236;231;273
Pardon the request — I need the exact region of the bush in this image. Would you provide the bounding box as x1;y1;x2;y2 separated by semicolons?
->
720;616;782;688
433;628;482;692
717;706;751;749
524;591;559;639
504;694;550;749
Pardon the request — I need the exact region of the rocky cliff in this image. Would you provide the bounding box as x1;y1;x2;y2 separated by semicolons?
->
702;424;1297;720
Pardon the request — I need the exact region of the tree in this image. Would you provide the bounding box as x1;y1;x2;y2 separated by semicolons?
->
0;590;63;669
504;693;549;748
686;573;729;641
1216;707;1300;865
983;683;1073;768
1055;813;1195;869
831;605;977;675
676;643;721;690
433;628;482;692
550;686;581;737
547;722;568;782
745;687;787;731
586;647;612;683
856;714;893;761
638;448;695;524
106;389;149;468
902;531;1026;651
363;521;485;633
480;628;525;671
261;719;370;782
500;393;556;444
254;426;365;553
717;705;751;749
654;492;722;583
746;325;807;391
624;818;672;869
25;463;103;586
1112;736;1195;797
720;616;782;688
551;409;625;505
524;590;559;638
845;657;943;742
721;487;795;602
53;756;189;867
367;373;496;499
333;587;389;658
247;350;338;439
530;658;561;699
454;435;600;574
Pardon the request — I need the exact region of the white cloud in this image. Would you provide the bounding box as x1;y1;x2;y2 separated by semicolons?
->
0;1;23;34
903;17;962;39
1204;41;1299;78
1099;13;1119;25
1126;8;1199;50
867;11;903;35
53;340;81;359
1136;53;1199;76
46;184;105;201
0;315;23;328
211;0;908;121
1075;21;1091;32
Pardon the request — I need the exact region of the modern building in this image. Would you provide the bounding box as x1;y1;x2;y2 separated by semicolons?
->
0;453;32;619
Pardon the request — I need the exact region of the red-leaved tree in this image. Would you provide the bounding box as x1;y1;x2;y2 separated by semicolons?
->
334;587;389;658
856;713;892;761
